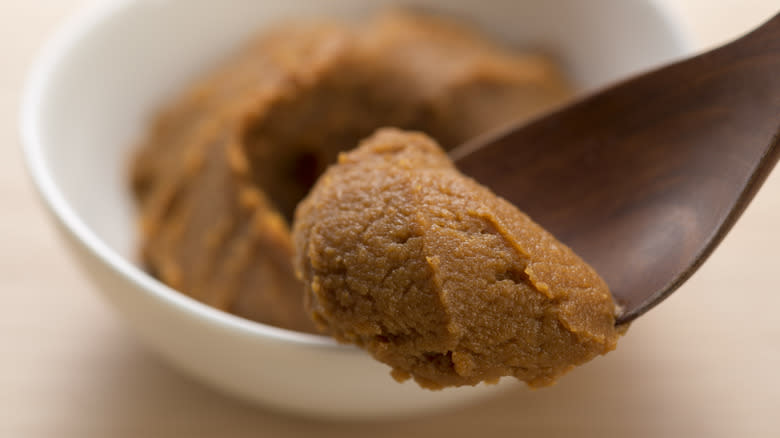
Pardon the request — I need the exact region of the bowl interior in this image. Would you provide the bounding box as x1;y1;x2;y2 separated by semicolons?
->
23;0;688;334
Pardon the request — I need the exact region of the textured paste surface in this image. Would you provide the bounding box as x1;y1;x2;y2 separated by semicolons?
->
293;129;622;389
131;12;570;332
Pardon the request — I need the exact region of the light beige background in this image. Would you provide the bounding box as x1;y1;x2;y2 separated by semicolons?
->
2;1;778;436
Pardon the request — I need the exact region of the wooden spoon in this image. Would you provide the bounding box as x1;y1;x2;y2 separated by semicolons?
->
452;13;780;325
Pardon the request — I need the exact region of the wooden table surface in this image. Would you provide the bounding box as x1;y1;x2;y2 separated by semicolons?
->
2;1;779;436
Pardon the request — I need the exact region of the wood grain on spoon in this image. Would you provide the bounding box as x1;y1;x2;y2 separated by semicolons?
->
453;12;780;325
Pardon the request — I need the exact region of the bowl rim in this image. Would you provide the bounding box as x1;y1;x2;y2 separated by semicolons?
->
19;0;691;351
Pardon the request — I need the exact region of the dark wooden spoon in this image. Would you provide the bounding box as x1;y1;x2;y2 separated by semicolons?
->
453;12;780;325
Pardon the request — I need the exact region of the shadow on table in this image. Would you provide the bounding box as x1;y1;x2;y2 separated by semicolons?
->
52;321;715;438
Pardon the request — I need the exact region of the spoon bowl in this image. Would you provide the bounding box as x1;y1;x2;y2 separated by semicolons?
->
454;13;780;324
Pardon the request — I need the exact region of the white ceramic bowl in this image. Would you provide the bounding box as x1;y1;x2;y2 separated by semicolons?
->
21;0;689;419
